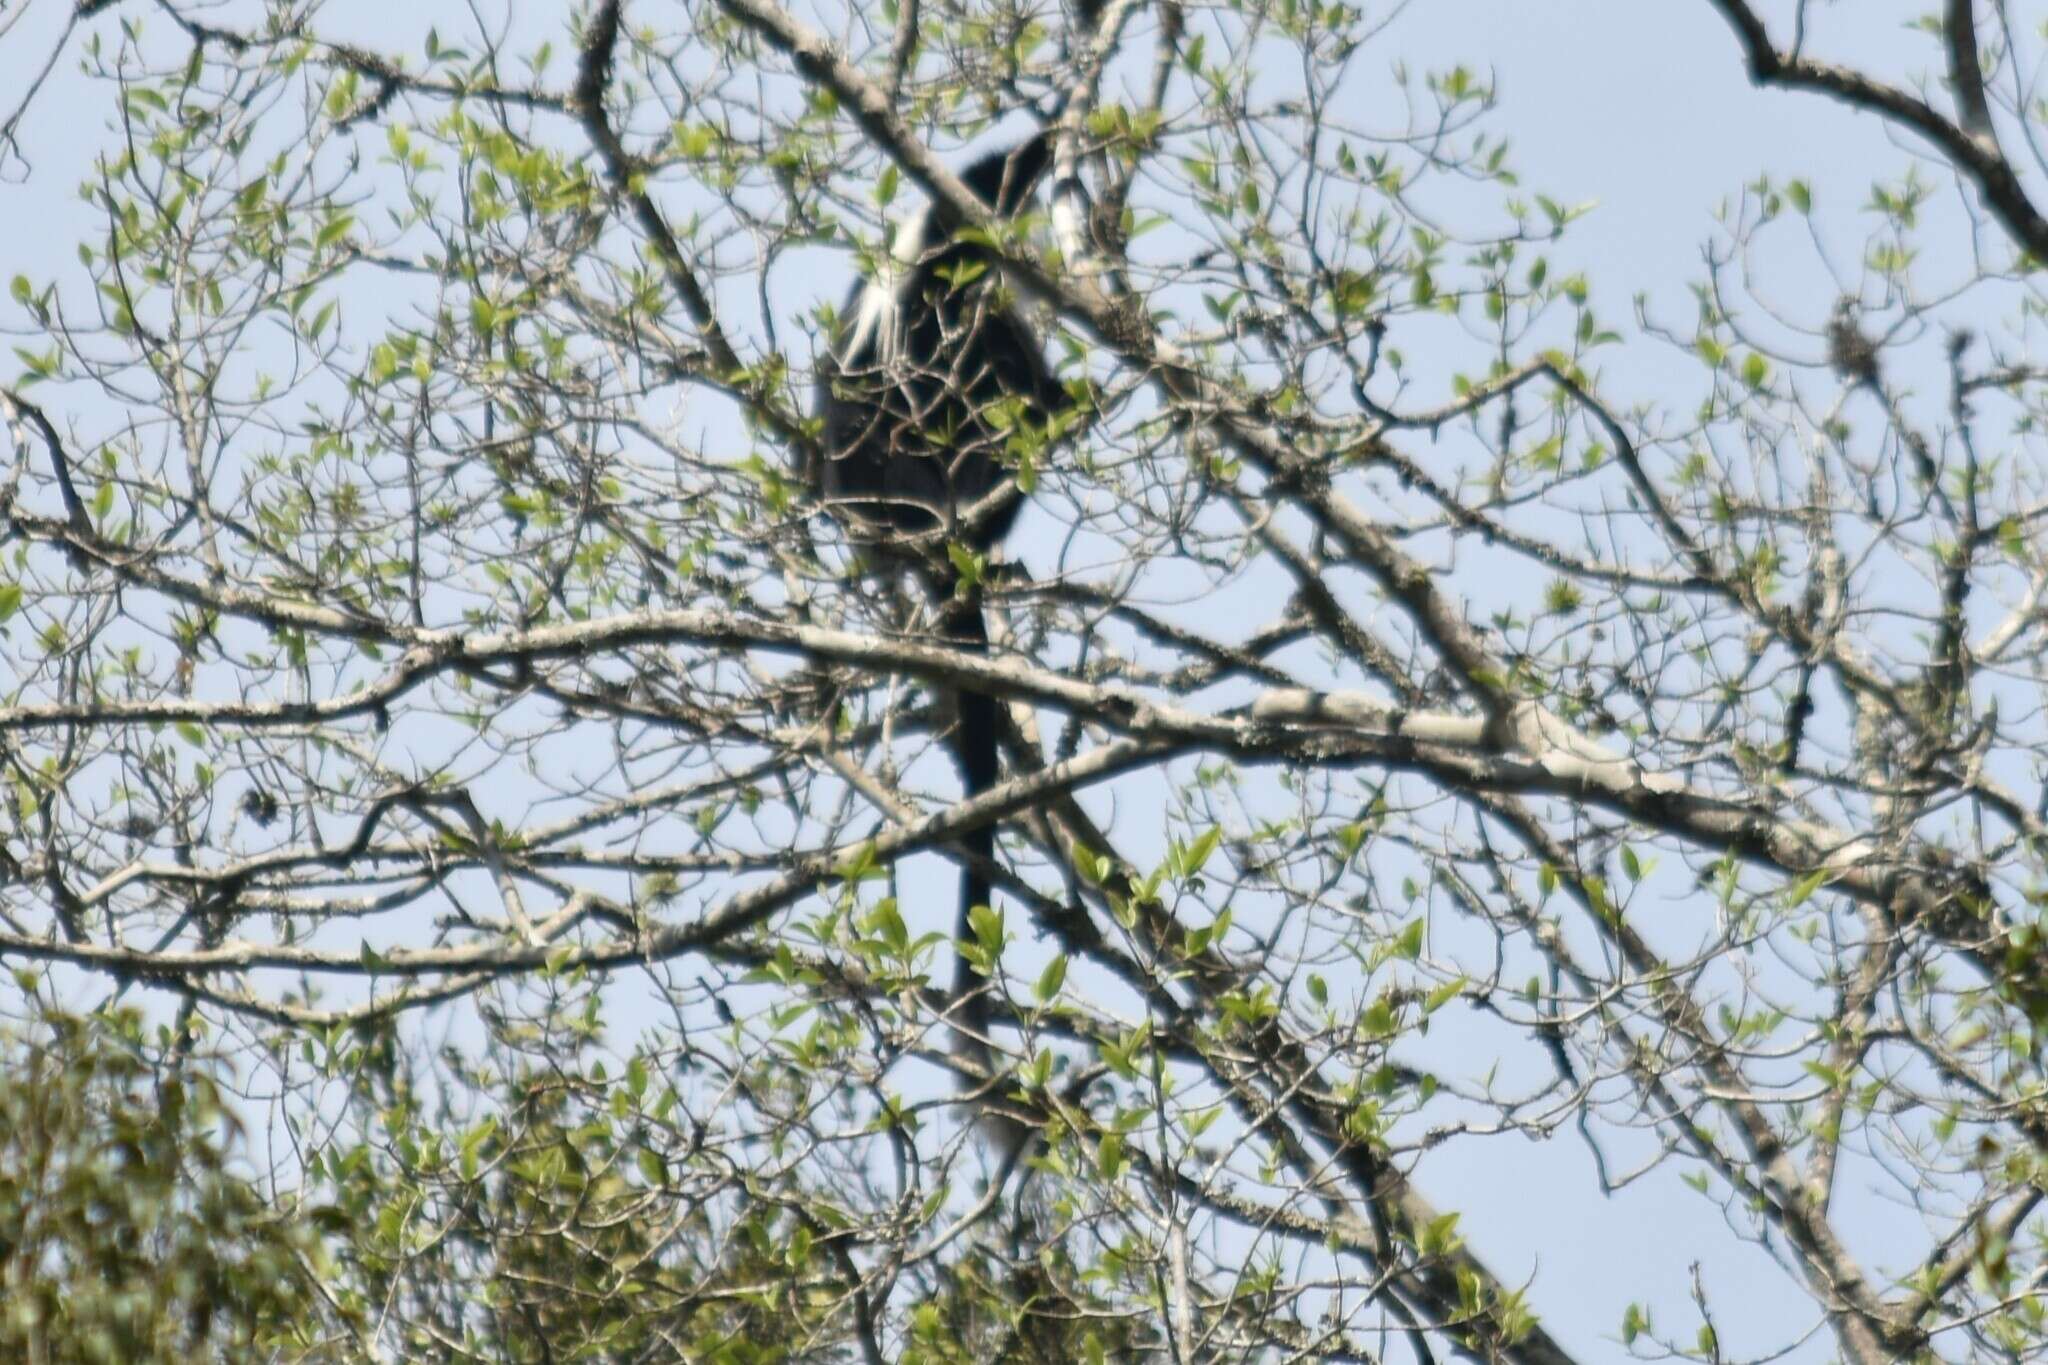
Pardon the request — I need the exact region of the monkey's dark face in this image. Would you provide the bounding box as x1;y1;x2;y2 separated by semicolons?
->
812;138;1063;551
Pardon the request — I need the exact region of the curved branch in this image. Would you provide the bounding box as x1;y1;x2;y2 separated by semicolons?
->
1706;0;2047;260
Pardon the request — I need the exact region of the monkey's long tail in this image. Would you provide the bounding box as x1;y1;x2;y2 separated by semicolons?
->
944;583;1031;1158
945;584;1000;1025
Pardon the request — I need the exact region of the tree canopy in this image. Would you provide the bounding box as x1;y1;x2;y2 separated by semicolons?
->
3;0;2048;1359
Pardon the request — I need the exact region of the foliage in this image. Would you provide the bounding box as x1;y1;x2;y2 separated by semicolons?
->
0;997;326;1362
1;0;2047;1360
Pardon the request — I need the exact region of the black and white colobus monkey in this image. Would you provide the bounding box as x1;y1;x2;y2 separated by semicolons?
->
811;133;1064;1130
815;132;1059;539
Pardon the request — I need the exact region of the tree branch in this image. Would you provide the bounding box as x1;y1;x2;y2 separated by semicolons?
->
1946;0;1996;143
1705;0;2048;260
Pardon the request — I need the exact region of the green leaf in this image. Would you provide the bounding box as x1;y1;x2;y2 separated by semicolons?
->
1802;1060;1843;1087
1072;844;1107;884
1395;919;1424;960
946;541;983;591
1784;868;1830;907
1035;953;1067;1002
967;902;1003;955
315;214;355;250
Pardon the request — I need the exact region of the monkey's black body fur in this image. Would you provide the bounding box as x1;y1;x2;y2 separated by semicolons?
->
814;134;1059;543
812;136;1061;1108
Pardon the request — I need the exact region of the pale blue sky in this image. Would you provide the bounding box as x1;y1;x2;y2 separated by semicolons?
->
0;1;2007;1358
